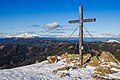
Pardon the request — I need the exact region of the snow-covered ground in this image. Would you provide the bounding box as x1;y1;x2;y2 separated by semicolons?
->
0;61;94;80
0;58;120;80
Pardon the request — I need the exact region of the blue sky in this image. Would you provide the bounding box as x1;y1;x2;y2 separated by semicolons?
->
0;0;120;38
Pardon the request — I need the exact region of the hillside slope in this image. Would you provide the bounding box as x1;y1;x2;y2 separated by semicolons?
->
0;52;120;80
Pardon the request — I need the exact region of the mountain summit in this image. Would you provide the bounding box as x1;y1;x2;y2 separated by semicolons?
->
15;33;39;38
0;51;120;80
103;39;120;43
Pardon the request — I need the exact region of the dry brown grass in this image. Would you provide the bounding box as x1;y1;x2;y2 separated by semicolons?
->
92;75;109;80
60;73;66;78
88;63;99;67
75;64;84;68
111;65;120;70
88;56;99;67
94;66;114;76
51;70;57;74
99;52;119;64
57;66;73;71
110;78;119;80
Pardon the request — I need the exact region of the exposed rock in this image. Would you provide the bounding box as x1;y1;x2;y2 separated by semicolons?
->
47;55;57;64
83;53;91;63
88;56;99;67
99;52;119;64
61;52;69;59
35;60;40;64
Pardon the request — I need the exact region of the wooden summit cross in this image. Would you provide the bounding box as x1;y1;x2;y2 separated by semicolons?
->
68;6;96;65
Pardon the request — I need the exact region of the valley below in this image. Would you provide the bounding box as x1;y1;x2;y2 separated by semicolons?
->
0;37;120;69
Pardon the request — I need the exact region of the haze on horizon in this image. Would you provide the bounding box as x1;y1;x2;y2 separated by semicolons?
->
0;0;120;38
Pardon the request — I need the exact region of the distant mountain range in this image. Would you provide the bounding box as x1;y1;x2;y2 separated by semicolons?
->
0;36;120;46
0;37;58;46
2;33;120;41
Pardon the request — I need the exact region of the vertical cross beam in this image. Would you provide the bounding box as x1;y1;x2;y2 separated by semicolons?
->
68;5;96;65
79;6;83;65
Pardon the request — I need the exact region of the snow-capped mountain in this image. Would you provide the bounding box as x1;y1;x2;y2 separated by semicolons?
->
15;33;39;38
103;39;120;43
3;33;41;38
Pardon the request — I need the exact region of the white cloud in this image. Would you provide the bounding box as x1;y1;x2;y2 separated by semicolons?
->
83;30;119;38
84;33;119;38
44;22;60;30
16;31;37;35
94;33;117;38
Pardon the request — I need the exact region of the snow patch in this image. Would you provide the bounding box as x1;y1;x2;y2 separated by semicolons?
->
0;56;120;80
103;39;120;43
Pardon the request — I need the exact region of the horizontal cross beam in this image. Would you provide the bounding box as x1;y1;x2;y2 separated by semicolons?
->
83;18;96;22
68;18;96;24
